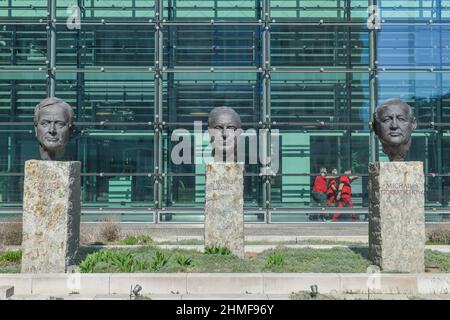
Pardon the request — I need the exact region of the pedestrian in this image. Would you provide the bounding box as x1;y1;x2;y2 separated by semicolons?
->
311;167;328;221
332;169;359;221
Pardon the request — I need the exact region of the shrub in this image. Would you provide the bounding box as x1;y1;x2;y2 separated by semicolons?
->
204;246;231;255
79;250;147;273
266;252;285;267
0;221;22;245
427;227;450;245
174;254;193;267
150;251;169;270
98;219;121;243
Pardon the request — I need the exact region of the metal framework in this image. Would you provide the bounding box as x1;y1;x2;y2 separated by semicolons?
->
1;0;450;223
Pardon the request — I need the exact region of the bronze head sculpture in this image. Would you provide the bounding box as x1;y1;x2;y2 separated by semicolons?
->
372;98;417;161
208;106;242;162
34;97;74;161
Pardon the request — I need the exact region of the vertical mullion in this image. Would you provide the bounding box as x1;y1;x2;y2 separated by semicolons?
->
436;0;443;208
153;0;163;221
47;0;56;97
369;0;379;163
262;0;271;219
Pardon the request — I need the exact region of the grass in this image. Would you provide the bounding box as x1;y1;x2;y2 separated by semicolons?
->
425;250;450;272
118;235;153;245
0;250;21;273
1;247;449;274
290;291;338;300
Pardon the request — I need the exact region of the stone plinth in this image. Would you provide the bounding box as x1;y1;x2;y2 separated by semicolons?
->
21;160;81;273
368;161;425;273
204;162;244;258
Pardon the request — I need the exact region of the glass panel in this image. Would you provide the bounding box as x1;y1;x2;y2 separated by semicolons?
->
0;126;154;208
378;72;447;124
378;25;450;67
271;72;370;126
56;0;155;19
0;72;47;122
0;0;48;18
270;130;369;208
163;0;261;20
0;25;47;67
56;72;154;123
162;72;261;123
56;25;155;67
163;25;261;68
379;0;449;20
162;124;262;208
271;25;369;68
270;0;369;20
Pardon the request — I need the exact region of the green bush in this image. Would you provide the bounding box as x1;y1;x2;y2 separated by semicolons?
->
119;235;153;245
0;250;22;264
266;252;285;267
174;254;193;267
79;250;148;273
150;251;169;270
204;246;231;255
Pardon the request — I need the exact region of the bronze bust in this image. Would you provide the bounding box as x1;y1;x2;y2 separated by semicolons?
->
372;98;417;161
34;97;74;161
207;106;242;162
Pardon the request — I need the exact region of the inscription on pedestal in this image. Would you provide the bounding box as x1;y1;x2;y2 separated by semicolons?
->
369;161;425;273
204;162;244;258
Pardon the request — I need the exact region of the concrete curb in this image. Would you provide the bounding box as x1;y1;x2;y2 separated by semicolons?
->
0;273;449;295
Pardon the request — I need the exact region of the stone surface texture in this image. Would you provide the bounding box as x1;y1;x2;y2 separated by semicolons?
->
204;162;244;258
368;161;425;273
21;160;81;273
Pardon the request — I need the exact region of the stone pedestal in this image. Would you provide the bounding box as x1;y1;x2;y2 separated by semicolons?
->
21;160;81;273
204;162;244;258
368;161;425;273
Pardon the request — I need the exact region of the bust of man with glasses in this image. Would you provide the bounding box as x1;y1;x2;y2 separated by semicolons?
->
34;97;74;161
372;98;417;162
208;106;242;163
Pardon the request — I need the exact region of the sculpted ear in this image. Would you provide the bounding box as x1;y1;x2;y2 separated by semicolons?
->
411;117;417;131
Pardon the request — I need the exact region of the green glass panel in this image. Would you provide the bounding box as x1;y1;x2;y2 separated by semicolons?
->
270;0;369;20
163;0;261;20
271;72;370;126
163;25;261;68
55;25;155;67
0;25;47;67
271;25;369;68
162;72;261;123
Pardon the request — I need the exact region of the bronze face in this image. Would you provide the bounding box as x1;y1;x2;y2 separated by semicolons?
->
373;98;416;161
208;107;242;162
34;97;74;161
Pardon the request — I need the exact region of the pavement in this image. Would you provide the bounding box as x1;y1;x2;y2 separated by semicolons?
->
7;293;450;300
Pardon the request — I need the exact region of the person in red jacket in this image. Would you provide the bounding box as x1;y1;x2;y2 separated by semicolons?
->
326;168;338;207
310;167;328;221
332;169;359;221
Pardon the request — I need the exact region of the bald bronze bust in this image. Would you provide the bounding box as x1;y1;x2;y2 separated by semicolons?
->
372;98;417;161
208;107;242;162
34;97;74;161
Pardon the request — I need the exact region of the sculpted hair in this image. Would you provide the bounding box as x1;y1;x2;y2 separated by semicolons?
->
34;97;74;127
372;98;415;135
208;106;241;128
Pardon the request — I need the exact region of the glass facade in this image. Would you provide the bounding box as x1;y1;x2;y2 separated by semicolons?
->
0;1;449;222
